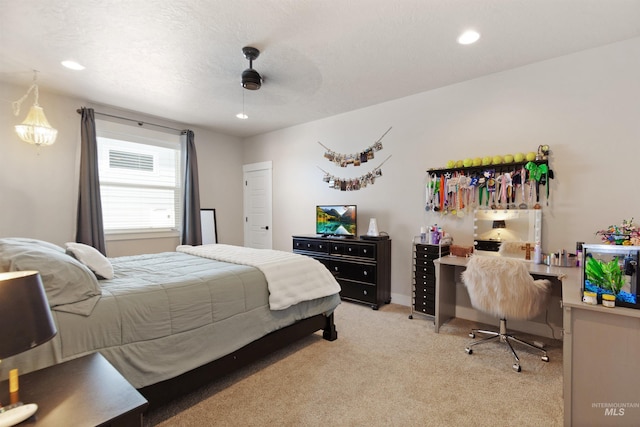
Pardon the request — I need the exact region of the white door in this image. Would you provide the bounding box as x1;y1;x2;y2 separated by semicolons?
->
243;161;273;249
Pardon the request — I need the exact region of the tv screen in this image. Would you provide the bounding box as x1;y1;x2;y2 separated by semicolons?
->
316;205;357;237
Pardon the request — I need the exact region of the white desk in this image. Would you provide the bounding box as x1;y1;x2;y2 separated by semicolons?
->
433;254;579;334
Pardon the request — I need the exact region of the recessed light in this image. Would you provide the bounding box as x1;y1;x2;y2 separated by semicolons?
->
61;60;85;70
457;30;480;45
236;113;248;119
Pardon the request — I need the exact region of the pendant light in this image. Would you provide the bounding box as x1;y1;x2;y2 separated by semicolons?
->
12;71;58;146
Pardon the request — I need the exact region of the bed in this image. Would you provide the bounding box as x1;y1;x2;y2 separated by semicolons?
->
0;238;341;408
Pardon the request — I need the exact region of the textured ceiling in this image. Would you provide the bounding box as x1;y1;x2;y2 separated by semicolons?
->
2;0;640;138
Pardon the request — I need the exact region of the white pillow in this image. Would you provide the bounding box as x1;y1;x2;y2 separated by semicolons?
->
65;242;114;280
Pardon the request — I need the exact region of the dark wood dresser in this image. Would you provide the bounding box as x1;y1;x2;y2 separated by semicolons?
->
293;235;391;309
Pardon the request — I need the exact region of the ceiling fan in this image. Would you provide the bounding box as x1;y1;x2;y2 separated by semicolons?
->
241;46;262;90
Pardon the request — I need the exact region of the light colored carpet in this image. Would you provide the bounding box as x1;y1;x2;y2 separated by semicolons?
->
144;302;563;426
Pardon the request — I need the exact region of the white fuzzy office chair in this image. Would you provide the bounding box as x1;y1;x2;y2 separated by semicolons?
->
461;255;551;372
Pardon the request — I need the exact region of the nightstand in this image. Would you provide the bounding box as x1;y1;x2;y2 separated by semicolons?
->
0;353;148;427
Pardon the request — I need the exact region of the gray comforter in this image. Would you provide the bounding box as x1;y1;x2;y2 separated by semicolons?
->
1;252;341;388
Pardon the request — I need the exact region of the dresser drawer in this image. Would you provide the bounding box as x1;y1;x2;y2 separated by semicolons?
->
414;292;436;305
415;258;436;269
415;250;438;262
415;245;450;257
419;274;435;286
321;259;376;284
293;239;329;254
416;245;441;256
329;242;376;259
413;300;435;315
356;244;376;259
340;281;377;304
414;270;436;284
414;263;435;275
414;284;435;298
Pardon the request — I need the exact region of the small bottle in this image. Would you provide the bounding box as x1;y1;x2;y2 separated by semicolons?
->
430;224;439;245
420;227;427;244
576;242;584;267
534;241;542;264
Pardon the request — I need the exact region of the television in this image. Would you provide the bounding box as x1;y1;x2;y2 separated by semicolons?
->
316;205;357;237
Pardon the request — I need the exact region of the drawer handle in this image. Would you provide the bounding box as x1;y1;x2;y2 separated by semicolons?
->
363;290;368;295
363;249;368;254
307;243;311;248
363;271;368;276
348;247;353;252
334;266;339;271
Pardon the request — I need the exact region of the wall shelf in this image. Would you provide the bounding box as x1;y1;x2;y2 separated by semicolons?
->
427;159;548;176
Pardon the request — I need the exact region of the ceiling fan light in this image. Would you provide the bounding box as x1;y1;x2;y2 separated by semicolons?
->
242;68;262;90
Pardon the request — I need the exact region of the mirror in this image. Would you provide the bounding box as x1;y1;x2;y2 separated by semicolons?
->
200;209;218;244
473;209;541;253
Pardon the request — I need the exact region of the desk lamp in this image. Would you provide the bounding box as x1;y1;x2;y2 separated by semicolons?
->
0;271;57;427
492;220;506;241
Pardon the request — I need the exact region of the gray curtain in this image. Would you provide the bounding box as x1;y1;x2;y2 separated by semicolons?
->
181;130;202;245
76;107;106;254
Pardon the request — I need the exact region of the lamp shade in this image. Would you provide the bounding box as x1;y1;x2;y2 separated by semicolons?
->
0;271;57;359
15;105;58;146
492;220;506;229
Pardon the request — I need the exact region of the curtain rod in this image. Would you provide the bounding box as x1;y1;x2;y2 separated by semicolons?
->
76;108;187;133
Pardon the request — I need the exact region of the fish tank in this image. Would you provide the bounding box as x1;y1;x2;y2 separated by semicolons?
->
582;244;639;309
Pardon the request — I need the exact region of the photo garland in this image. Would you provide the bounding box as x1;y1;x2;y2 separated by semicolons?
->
318;127;391;167
318;155;392;191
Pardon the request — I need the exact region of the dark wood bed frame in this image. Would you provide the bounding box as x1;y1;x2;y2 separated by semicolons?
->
139;312;337;410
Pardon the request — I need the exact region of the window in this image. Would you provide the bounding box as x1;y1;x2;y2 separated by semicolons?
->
96;120;182;235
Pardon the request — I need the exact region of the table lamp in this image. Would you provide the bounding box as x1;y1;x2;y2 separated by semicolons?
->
492;220;506;241
0;271;57;427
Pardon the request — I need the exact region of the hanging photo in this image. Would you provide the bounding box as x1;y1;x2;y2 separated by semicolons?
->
318;127;391;168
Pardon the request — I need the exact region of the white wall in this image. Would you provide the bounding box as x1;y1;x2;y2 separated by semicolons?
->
3;37;639;305
243;37;640;305
0;82;245;254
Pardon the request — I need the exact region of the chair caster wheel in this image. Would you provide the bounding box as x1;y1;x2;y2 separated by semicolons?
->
465;347;473;355
469;332;475;338
409;315;413;319
541;355;549;362
513;364;521;372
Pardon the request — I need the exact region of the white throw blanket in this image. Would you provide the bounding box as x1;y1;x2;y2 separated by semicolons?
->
177;244;341;310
